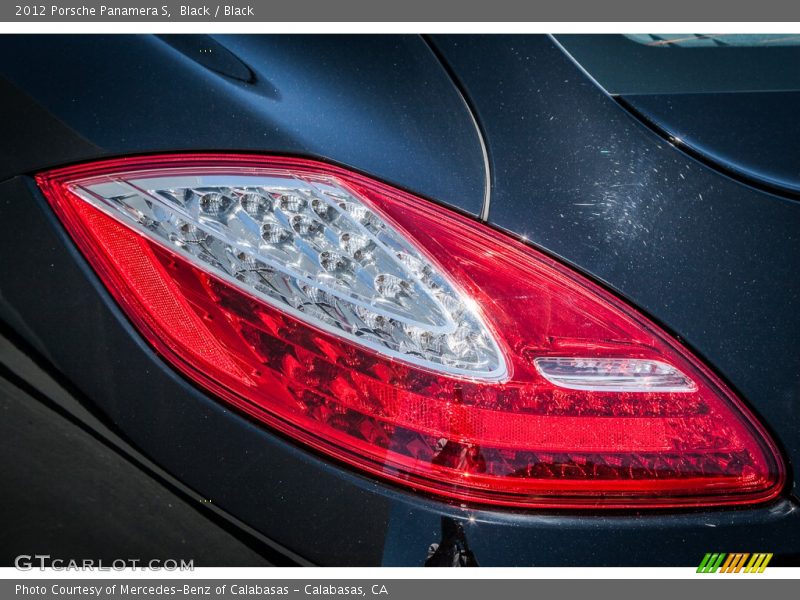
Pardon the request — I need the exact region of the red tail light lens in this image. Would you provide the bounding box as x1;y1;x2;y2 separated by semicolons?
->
37;154;784;508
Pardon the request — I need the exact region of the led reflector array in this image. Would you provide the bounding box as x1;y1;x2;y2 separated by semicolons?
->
71;170;506;379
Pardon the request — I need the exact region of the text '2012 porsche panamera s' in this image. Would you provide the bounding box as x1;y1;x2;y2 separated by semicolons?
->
0;34;798;566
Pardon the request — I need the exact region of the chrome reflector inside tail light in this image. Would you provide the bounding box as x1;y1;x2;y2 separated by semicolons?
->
534;357;697;393
37;154;784;509
68;170;506;380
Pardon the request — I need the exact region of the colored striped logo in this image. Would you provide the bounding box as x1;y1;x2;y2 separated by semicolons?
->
697;553;773;573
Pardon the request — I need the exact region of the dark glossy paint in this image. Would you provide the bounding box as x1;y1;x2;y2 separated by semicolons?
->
554;34;800;95
0;34;798;566
0;34;486;215
554;34;800;195
0;368;273;567
622;92;800;196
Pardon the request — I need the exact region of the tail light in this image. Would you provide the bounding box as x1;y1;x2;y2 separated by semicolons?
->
36;154;784;509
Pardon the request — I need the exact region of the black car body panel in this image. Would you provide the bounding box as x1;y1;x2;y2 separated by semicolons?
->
0;363;275;566
0;34;798;566
0;34;486;215
552;35;800;196
621;92;800;196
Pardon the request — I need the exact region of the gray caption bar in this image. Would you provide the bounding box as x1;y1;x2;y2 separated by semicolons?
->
3;0;800;22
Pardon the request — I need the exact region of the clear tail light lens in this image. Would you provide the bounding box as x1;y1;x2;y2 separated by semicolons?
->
37;154;784;508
